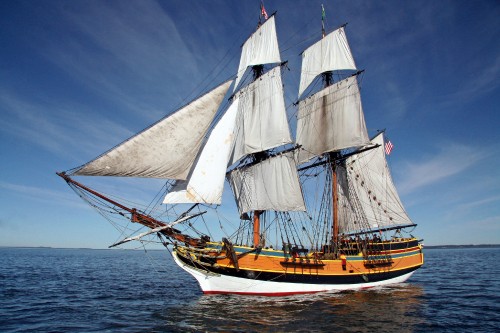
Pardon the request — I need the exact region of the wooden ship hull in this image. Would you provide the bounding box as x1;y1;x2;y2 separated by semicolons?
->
173;239;424;295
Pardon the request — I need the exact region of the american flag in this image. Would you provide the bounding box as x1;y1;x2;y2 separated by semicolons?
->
261;2;268;20
385;140;394;155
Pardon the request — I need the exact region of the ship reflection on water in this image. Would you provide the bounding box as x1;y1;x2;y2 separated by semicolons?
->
154;284;425;332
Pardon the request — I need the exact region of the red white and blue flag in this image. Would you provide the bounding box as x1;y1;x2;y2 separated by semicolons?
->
261;2;268;20
385;140;394;155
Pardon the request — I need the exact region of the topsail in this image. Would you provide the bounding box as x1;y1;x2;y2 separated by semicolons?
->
229;66;292;165
298;26;356;97
296;75;370;164
234;15;281;90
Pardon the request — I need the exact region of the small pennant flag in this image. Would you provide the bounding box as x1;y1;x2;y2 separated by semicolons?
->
385;140;394;155
261;2;268;20
321;4;326;37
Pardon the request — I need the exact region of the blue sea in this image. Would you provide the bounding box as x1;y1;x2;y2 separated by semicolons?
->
1;247;499;332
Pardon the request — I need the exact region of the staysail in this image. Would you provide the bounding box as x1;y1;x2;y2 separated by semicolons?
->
298;26;356;97
72;80;232;180
337;133;414;233
296;75;370;164
234;15;281;91
227;152;306;215
163;99;239;205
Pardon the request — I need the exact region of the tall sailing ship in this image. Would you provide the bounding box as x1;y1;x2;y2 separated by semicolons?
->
58;5;423;296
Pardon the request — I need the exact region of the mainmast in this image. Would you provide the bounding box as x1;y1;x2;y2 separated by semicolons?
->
320;5;340;252
330;153;340;250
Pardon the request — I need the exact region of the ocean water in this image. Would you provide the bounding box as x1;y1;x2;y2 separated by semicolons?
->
1;247;499;332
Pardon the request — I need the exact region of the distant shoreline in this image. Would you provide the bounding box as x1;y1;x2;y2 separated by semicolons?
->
424;244;500;249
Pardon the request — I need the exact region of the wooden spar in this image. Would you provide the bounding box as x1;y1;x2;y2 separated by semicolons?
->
297;144;377;172
57;172;140;216
253;210;262;248
56;172;207;247
109;211;207;248
332;161;339;246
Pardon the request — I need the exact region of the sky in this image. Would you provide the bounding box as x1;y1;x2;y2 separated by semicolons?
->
0;0;499;248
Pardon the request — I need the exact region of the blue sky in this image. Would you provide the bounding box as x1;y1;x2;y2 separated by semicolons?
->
1;0;499;248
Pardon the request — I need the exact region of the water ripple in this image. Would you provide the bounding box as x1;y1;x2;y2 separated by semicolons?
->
0;247;499;332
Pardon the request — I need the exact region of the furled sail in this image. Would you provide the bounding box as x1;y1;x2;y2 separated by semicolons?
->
163;99;239;204
72;80;232;179
298;26;356;97
229;66;292;165
227;152;306;215
338;133;414;233
234;15;281;90
296;75;370;164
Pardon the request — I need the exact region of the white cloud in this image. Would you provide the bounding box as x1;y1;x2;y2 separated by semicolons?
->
39;0;201;116
0;90;133;160
397;143;490;195
0;180;88;209
467;215;500;230
439;55;500;108
460;195;500;211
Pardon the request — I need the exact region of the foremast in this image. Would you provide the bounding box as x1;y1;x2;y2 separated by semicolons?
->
228;5;306;249
250;9;267;248
162;5;304;251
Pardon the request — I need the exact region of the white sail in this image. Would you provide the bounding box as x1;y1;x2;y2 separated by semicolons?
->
229;66;292;165
163;99;239;205
338;133;413;232
234;15;281;90
228;152;306;215
73;81;232;179
298;26;356;97
296;75;369;164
